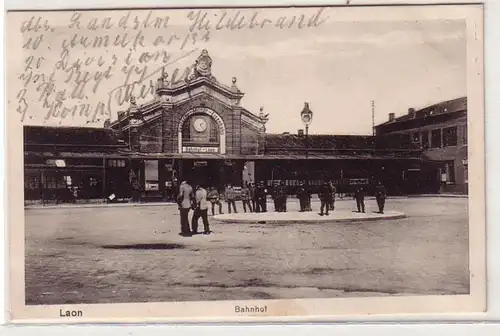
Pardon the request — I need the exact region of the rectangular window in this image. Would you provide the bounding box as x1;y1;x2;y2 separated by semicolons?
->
421;131;429;149
463;124;468;145
443;127;458;147
431;129;442;148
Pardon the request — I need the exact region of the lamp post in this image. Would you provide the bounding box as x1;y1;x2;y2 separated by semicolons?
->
301;102;314;188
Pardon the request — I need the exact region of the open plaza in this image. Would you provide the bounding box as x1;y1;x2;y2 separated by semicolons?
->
25;196;469;305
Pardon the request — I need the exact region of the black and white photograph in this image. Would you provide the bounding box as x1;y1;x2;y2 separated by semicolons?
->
6;4;485;322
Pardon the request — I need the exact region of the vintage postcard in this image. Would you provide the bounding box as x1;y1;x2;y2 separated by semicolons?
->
6;4;485;323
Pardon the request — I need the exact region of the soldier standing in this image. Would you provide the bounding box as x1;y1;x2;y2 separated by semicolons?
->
249;182;257;213
224;184;238;214
375;181;387;214
255;181;268;213
329;181;337;211
297;181;308;212
241;182;253;213
319;180;332;216
279;181;288;212
191;184;211;235
207;187;223;216
354;187;365;213
272;181;281;212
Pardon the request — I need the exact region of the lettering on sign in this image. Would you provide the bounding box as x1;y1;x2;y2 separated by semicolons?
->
182;146;219;153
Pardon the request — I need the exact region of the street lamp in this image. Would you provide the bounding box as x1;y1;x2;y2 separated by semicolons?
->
300;102;313;189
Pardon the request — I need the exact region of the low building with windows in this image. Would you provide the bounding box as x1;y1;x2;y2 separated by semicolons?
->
374;97;468;194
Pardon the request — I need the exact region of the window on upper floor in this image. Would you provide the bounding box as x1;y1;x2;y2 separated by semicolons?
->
463;124;468;145
431;129;442;148
443;127;458;147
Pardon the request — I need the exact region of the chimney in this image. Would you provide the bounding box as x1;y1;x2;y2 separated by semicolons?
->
298;129;304;136
388;113;395;122
408;108;416;118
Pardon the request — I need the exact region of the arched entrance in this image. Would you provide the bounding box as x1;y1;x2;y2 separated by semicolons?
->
176;107;229;189
177;107;226;154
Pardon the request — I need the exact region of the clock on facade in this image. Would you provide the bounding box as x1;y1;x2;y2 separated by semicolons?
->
193;117;207;132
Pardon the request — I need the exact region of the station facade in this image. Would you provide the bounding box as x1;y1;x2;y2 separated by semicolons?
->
23;50;467;204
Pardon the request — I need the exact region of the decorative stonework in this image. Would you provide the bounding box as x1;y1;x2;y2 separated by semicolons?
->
188;49;216;81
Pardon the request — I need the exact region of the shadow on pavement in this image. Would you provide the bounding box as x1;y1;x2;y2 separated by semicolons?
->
101;243;185;250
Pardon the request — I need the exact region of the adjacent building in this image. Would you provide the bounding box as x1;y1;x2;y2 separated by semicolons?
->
374;97;468;194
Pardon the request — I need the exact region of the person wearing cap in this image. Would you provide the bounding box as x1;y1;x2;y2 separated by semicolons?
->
192;184;211;235
319;180;333;216
241;182;253;213
375;181;387;214
177;181;194;236
354;187;366;213
225;183;238;214
207;186;223;216
297;181;308;212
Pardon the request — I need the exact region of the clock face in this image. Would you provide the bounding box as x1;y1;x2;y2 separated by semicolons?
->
193;118;207;132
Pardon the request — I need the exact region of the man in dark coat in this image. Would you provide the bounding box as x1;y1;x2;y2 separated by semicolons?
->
319;180;333;216
249;182;257;213
272;181;281;212
354;187;365;213
279;181;288;212
329;181;337;211
255;182;268;213
375;181;387;214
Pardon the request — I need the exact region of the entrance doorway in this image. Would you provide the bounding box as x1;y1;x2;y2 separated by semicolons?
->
178;159;244;191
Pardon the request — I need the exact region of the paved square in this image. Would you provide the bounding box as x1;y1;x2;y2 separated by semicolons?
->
25;197;469;305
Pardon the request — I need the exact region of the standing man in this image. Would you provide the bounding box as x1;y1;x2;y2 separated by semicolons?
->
225;183;238;214
255;181;268;213
319;180;332;216
177;181;194;236
249;182;257;213
375;181;387;214
329;181;337;211
207;187;223;216
272;181;280;212
241;182;253;213
354;187;365;213
279;181;288;212
297;181;308;212
192;184;211;235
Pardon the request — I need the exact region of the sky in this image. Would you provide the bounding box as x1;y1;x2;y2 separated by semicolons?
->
8;7;467;135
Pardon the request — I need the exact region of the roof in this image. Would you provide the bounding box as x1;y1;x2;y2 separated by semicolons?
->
376;97;467;127
23;125;126;150
264;134;375;150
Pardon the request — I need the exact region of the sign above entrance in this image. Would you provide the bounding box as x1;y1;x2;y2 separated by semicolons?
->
182;146;219;153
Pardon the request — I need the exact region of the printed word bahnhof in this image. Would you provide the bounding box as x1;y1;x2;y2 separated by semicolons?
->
23;50;468;204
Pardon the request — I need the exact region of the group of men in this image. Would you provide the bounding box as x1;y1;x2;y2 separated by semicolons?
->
177;179;389;236
177;181;212;237
206;182;270;216
353;181;388;214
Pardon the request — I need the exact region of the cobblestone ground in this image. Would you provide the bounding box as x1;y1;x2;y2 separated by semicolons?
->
25;197;469;305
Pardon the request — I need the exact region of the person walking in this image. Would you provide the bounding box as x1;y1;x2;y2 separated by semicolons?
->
191;185;211;235
375;181;387;214
354;187;365;213
319;180;333;216
225;184;238;214
177;181;194;236
241;182;253;213
207;187;223;216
